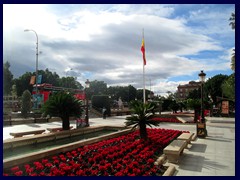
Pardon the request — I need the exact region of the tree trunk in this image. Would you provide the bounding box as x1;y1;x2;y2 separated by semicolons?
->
194;108;200;123
62;116;70;130
139;123;148;140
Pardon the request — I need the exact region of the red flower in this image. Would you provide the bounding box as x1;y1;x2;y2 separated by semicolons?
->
11;166;20;173
42;159;48;164
99;165;106;172
115;172;124;176
29;173;38;176
24;164;31;170
45;162;53;168
26;167;34;174
76;169;85;176
39;172;46;176
14;171;23;176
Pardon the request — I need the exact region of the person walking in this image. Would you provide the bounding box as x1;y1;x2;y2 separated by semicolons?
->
102;107;107;119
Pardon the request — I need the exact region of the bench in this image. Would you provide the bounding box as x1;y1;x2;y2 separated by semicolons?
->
163;140;187;163
47;126;73;133
10;129;46;138
177;133;194;148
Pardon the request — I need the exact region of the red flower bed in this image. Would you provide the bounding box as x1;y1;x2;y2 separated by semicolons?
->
3;128;182;176
152;117;182;123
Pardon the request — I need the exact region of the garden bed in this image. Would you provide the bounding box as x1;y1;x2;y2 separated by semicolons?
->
152;116;183;123
3;128;183;176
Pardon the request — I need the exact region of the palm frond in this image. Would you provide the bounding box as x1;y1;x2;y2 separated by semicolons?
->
125;100;160;139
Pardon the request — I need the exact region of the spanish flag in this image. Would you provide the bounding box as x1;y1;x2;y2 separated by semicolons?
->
141;38;146;65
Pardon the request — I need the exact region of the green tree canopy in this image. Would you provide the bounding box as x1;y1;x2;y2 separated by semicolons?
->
221;73;235;101
13;69;83;97
3;61;13;95
108;85;137;102
204;74;228;105
86;80;107;99
13;72;34;97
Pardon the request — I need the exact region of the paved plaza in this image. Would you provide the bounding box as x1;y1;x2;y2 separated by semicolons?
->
3;115;235;176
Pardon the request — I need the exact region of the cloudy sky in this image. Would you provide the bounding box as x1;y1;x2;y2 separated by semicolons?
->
3;4;235;96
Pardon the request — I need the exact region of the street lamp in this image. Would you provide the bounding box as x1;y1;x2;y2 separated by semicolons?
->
85;79;90;127
197;70;207;138
24;29;39;108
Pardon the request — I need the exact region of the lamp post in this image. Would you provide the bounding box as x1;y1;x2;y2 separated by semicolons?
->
197;70;207;138
24;29;39;108
85;79;90;127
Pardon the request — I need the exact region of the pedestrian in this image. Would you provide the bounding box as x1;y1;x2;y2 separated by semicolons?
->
102;107;107;119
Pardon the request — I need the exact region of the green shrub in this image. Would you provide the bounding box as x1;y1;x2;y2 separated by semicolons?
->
21;90;32;118
91;95;111;115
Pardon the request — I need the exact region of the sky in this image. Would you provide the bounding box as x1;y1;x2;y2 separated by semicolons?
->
3;4;235;96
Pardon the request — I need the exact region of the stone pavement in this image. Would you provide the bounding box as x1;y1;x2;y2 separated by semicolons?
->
3;115;235;176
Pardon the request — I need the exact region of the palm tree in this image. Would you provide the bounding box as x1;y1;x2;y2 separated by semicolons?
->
229;12;235;30
41;92;83;130
229;12;235;72
231;49;235;71
125;101;160;140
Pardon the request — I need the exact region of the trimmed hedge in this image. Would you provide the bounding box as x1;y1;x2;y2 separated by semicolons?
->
91;95;111;116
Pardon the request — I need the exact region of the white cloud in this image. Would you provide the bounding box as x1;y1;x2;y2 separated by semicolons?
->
3;4;234;97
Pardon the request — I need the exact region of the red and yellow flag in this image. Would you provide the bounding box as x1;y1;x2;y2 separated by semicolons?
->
141;38;146;65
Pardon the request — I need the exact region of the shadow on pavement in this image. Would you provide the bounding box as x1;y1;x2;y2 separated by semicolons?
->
178;154;204;172
206;136;233;143
26;124;41;128
203;158;229;171
177;154;229;173
189;143;207;153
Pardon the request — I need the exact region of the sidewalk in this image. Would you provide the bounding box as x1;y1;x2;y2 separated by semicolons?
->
3;116;235;176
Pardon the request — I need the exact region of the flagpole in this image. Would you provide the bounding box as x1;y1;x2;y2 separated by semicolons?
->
142;29;146;104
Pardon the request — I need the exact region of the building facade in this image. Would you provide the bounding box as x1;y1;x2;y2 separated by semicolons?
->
177;81;201;100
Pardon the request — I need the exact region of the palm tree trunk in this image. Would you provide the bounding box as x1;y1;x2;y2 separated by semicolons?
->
139;123;148;140
62;116;70;130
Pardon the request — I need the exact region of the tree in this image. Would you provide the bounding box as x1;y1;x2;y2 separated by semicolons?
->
229;12;235;30
128;85;137;102
169;100;179;113
136;89;153;101
229;12;235;71
3;61;13;95
39;69;61;87
13;72;34;97
60;76;82;89
21;90;32;118
221;74;235;101
41;92;83;130
87;80;107;99
166;91;176;100
13;69;82;97
187;89;201;100
125;101;160;140
204;74;228;105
